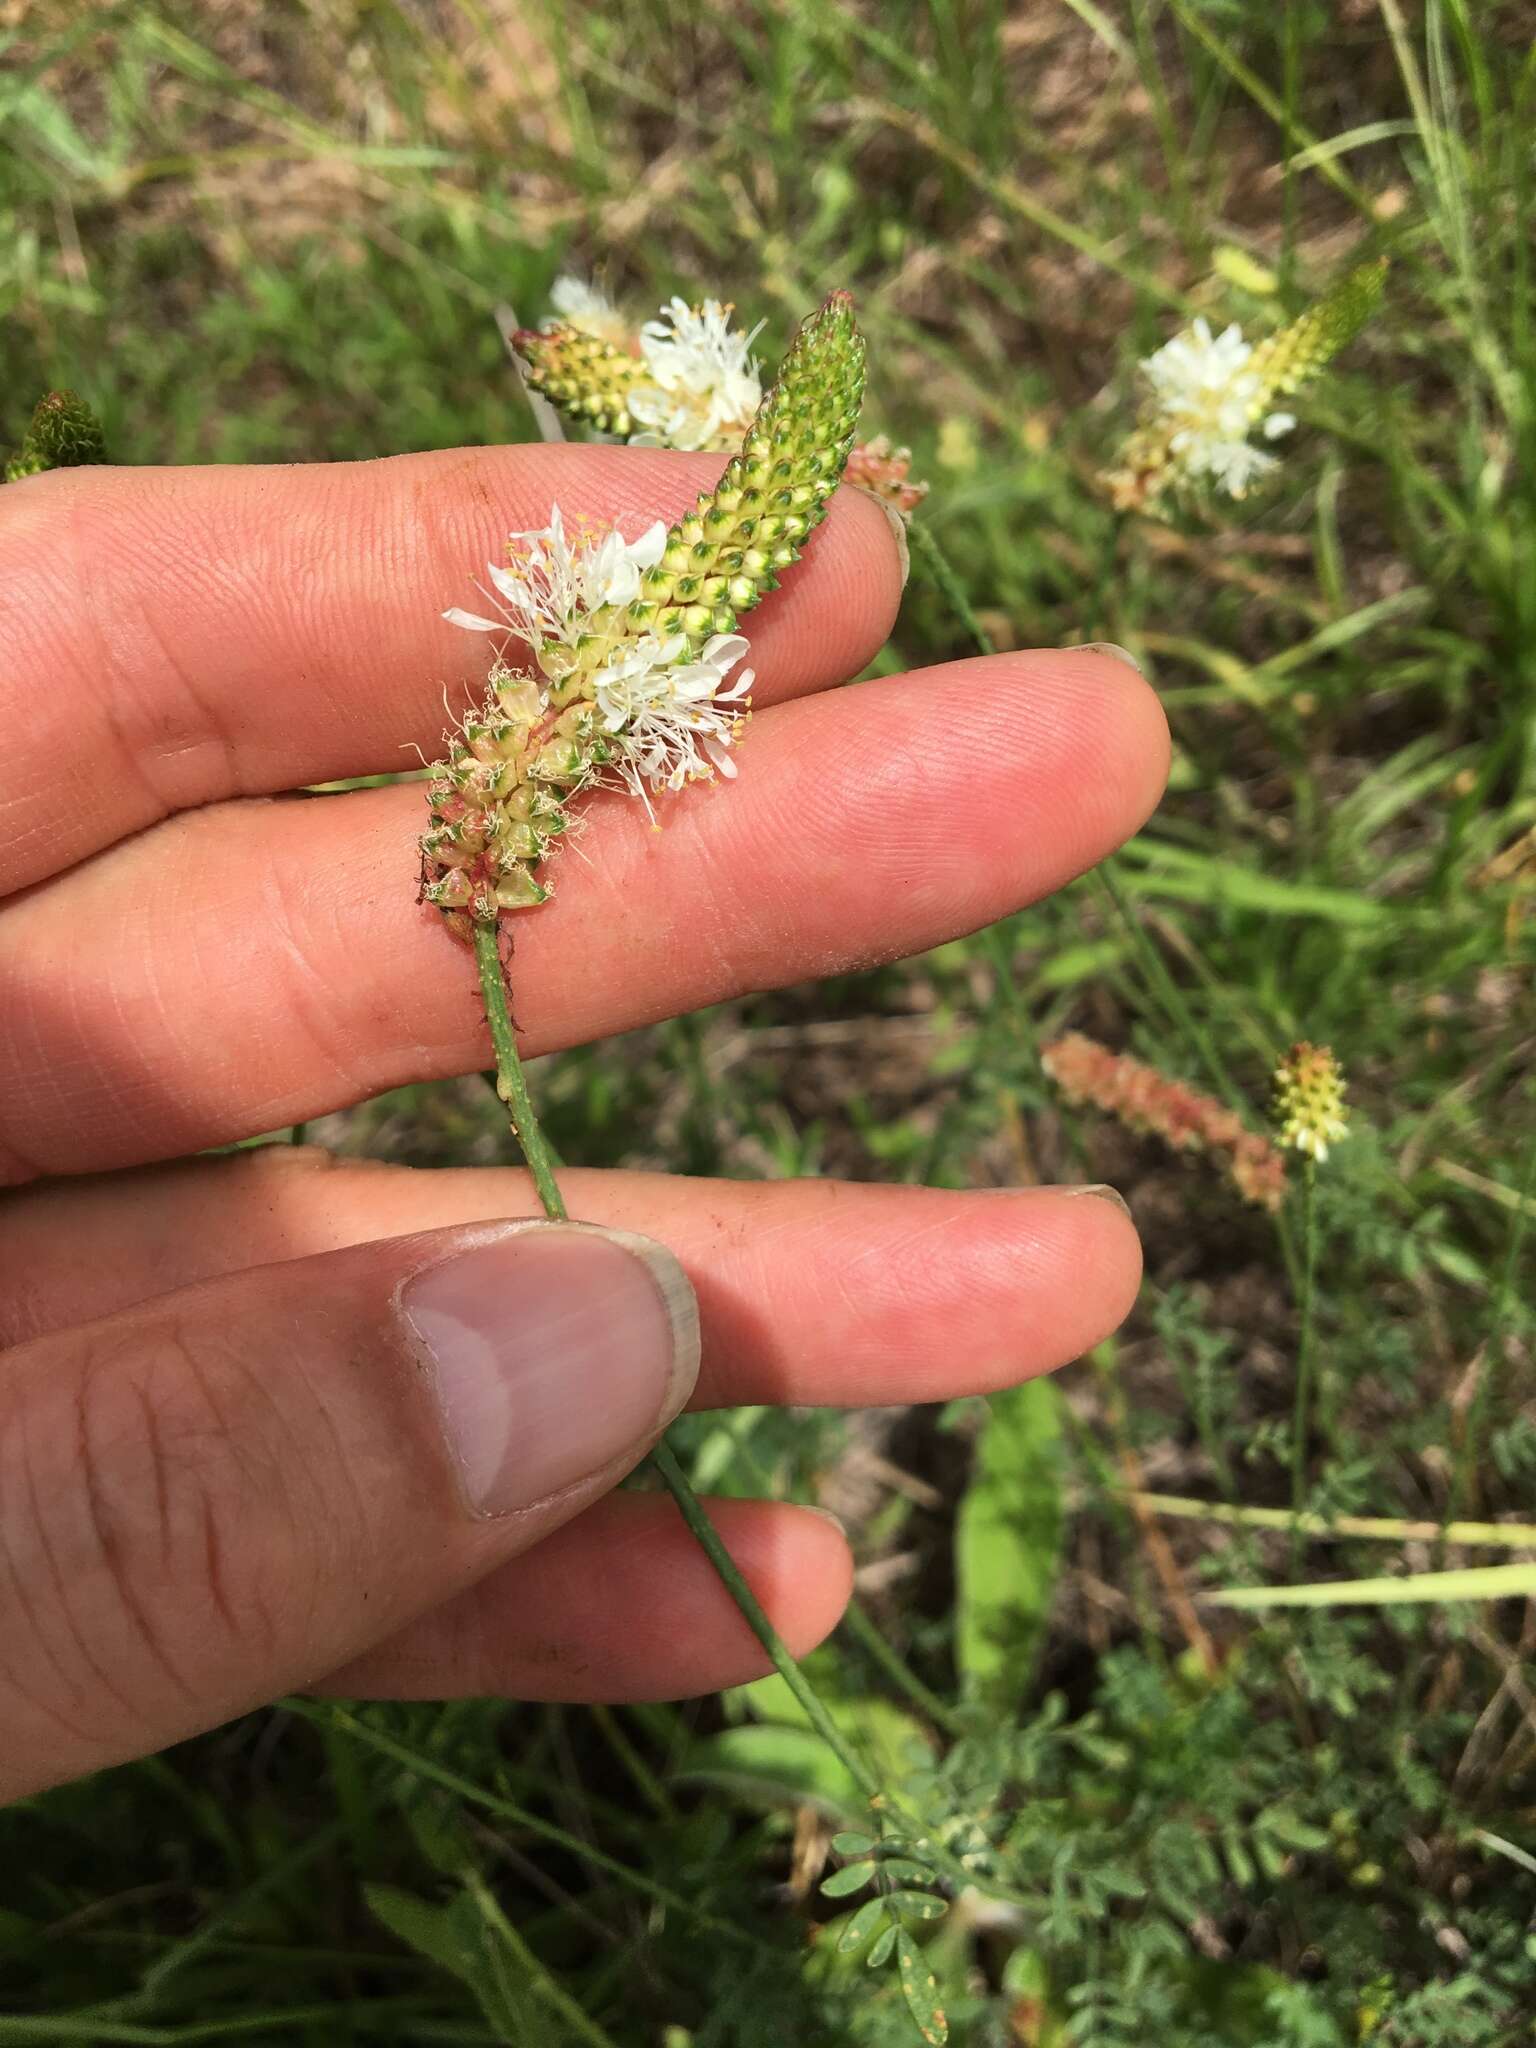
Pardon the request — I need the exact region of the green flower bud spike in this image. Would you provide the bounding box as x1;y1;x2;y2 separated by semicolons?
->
513;326;647;438
1244;257;1388;416
4;390;107;482
421;290;866;930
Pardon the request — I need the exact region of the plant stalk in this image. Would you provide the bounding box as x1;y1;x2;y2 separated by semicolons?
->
472;914;882;1813
910;519;996;657
1290;1158;1320;1568
472;918;568;1222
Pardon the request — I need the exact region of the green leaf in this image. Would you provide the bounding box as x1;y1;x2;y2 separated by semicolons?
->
1207;1562;1536;1608
1261;1811;1331;1853
365;1883;474;1982
1114;838;1394;925
675;1724;862;1814
878;1857;945;1886
836;1897;890;1952
886;1890;949;1921
955;1378;1065;1705
867;1923;898;1969
832;1831;877;1857
894;1926;949;2046
821;1859;878;1897
729;1674;933;1787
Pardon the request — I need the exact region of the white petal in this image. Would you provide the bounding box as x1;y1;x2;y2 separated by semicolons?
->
629;520;668;568
486;562;528;603
442;607;504;632
701;632;749;668
1263;411;1297;440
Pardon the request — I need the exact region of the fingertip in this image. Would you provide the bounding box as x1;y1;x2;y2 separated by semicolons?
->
1053;644;1172;840
1052;1184;1145;1340
758;1504;857;1660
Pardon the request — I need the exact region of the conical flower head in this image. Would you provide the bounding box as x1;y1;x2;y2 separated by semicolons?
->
422;291;866;928
1246;258;1388;413
5;390;106;482
1270;1042;1350;1163
514;327;646;437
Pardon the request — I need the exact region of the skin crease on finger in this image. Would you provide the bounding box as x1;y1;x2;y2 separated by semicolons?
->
0;650;1170;1181
0;1156;1144;1412
0;451;904;895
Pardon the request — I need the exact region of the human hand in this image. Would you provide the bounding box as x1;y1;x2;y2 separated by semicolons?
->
0;448;1166;1800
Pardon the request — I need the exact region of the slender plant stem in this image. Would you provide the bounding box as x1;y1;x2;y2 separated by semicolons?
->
841;1595;964;1737
910;520;996;657
1447;1114;1536;1531
285;1701;755;1946
1092;860;1243;1115
463;1871;621;2048
1290;1159;1320;1568
473;917;567;1221
649;1440;880;1803
470;915;886;1816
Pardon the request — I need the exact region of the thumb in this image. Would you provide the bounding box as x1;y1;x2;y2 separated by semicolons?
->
0;1218;697;1800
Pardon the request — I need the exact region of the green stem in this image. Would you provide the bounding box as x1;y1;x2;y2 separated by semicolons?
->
285;1701;756;1947
463;1871;621;2048
1290;1159;1320;1569
1092;860;1242;1115
648;1440;880;1805
910;520;996;658
1447;1114;1536;1532
473;917;567;1221
470;914;885;1816
841;1596;964;1737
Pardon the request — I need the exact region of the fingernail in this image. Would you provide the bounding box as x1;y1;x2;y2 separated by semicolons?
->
402;1223;699;1517
870;489;912;588
804;1505;848;1537
1078;641;1144;674
1060;1182;1132;1218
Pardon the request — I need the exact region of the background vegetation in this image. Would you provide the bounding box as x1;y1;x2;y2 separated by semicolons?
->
2;0;1533;2040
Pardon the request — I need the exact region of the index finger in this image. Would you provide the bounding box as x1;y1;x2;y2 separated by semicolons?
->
0;449;902;894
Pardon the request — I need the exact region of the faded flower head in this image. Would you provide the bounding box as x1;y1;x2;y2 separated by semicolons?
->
1271;1042;1350;1164
844;434;929;522
1042;1031;1287;1212
423;291;865;928
629;297;764;453
1107;258;1387;510
545;273;632;346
